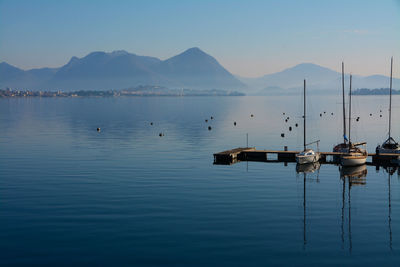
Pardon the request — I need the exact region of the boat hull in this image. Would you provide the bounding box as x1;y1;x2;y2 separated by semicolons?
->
340;154;367;166
296;153;320;165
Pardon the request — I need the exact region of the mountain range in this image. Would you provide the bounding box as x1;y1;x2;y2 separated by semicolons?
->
0;48;398;94
238;63;400;95
0;48;244;91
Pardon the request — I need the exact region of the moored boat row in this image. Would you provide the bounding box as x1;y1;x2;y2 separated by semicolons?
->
297;58;398;167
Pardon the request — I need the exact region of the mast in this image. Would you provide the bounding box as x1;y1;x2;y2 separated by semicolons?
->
389;57;393;139
303;172;306;246
349;74;352;145
342;62;346;145
304;79;306;151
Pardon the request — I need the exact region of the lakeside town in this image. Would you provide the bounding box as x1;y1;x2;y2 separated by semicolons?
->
1;87;397;98
0;86;245;98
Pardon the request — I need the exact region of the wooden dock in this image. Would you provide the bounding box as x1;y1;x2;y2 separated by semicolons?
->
214;147;400;165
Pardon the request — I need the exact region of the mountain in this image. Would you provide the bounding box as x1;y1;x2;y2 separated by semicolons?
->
0;48;244;91
238;63;400;95
156;47;243;89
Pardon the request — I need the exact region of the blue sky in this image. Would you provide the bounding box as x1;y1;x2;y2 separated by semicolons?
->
0;0;399;77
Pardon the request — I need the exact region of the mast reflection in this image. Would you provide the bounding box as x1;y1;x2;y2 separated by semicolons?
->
382;166;398;250
340;164;367;252
296;162;321;248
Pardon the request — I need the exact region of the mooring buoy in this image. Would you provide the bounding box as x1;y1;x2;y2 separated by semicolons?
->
97;128;101;132
234;122;237;126
295;123;298;127
208;126;212;131
281;133;285;138
289;126;292;131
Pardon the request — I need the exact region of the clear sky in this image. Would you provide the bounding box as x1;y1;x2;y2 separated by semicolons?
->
0;0;399;77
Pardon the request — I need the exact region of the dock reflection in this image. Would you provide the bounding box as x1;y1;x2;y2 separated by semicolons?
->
215;153;399;251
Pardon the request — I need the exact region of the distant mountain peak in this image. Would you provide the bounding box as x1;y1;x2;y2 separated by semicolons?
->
0;62;16;68
0;62;23;72
287;62;332;71
179;47;208;57
111;50;129;55
185;47;203;52
68;56;79;63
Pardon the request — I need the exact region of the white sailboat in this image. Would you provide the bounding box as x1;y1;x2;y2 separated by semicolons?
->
340;74;367;166
376;57;400;159
296;80;321;165
333;63;350;157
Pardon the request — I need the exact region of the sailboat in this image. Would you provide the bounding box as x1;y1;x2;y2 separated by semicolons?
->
333;63;350;157
376;57;400;158
296;79;321;165
340;74;367;166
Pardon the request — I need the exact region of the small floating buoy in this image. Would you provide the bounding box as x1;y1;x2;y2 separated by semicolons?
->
324;111;326;114
281;133;285;138
283;112;286;115
159;133;164;137
380;114;382;117
205;119;208;123
150;122;153;125
320;113;322;117
285;119;288;123
295;123;298;127
380;110;382;112
289;126;292;131
208;126;212;131
287;117;289;120
211;116;214;120
97;127;101;132
370;113;372;116
251;114;254;117
331;112;334;115
234;121;237;126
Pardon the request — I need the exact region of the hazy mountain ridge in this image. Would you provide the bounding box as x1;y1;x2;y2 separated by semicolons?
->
0;48;244;91
238;63;399;95
1;49;398;94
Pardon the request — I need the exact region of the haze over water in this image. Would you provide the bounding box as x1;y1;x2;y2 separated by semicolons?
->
1;95;399;265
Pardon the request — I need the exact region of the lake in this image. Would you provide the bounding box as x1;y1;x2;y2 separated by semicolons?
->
0;95;399;266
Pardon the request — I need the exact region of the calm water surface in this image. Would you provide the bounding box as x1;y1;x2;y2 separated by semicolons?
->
0;96;399;266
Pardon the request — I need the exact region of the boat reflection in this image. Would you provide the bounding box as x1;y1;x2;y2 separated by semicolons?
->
296;162;321;174
340;164;367;184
